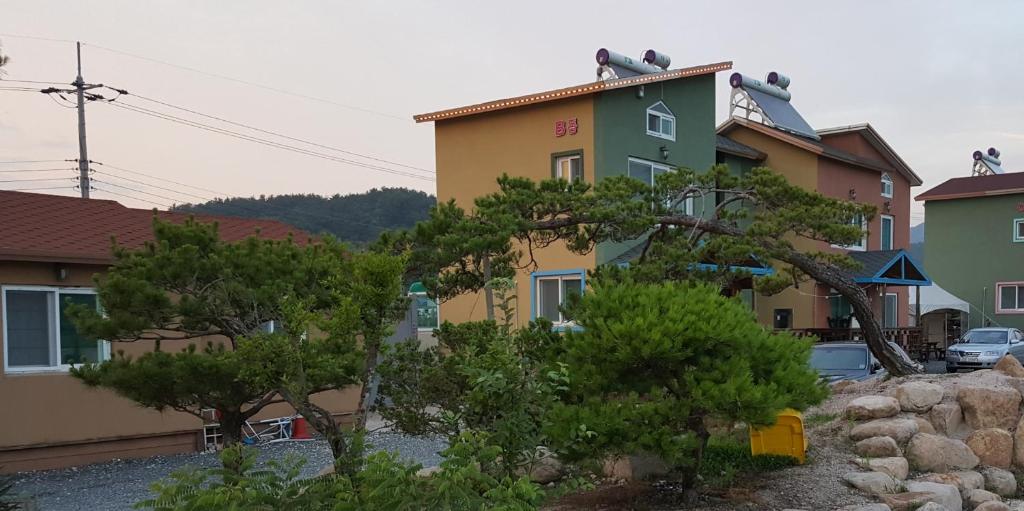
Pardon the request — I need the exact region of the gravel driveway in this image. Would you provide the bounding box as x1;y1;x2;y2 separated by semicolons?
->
9;432;447;511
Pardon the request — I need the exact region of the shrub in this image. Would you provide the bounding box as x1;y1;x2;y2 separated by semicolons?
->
545;280;827;489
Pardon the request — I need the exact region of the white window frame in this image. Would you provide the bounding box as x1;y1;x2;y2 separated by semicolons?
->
411;291;440;331
1014;218;1024;243
555;154;583;182
832;214;868;252
996;282;1024;314
2;285;108;374
881;173;894;199
883;293;898;328
645;101;676;141
880;215;894;251
534;274;583;326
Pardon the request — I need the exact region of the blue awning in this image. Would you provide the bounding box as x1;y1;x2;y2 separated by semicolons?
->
846;249;931;286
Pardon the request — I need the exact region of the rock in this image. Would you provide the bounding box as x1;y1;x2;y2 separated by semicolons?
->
983;467;1018;497
847;396;902;419
836;505;892;511
851;418;920;444
843;471;901;495
966;488;1004;508
602;454;669;481
833;380;858;393
316;464;334;476
882;492;933;511
856;457;909;480
995;355;1024;377
914;504;948;511
894;381;945;413
930;403;967;437
913;415;937;435
967;428;1014;469
903;481;962;511
906;433;980;472
958;387;1022;430
977;502;1012;511
954;470;986;491
856;436;902;457
915;472;964;489
1013;416;1024;468
416;466;442;477
527;453;564;484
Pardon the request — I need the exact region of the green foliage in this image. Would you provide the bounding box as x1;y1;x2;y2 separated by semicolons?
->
136;433;544;511
174;188;436;246
544;279;827;487
698;437;798;489
375;320;567;477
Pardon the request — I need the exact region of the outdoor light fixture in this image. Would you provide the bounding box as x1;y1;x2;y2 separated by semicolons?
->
660;146;669;160
55;264;69;282
848;188;857;200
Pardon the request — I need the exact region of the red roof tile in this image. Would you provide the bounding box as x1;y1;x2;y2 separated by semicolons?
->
0;191;309;264
915;173;1024;202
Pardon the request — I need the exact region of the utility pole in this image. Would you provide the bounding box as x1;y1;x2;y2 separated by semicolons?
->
74;42;92;198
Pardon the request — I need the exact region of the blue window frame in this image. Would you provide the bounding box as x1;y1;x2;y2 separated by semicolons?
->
530;269;585;326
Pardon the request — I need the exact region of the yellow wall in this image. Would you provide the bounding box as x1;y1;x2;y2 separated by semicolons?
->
434;98;596;326
724;127;821;328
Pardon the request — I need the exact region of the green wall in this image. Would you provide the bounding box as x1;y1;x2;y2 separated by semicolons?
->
924;193;1024;329
592;74;717;264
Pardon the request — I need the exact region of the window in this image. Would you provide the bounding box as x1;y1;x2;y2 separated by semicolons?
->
883;293;898;328
1014;219;1024;243
3;286;107;372
645;101;675;141
533;271;584;325
997;282;1024;314
413;293;439;330
880;215;894;250
627;157;693;214
555;154;582;182
881;173;893;198
832;214;867;251
773;309;793;329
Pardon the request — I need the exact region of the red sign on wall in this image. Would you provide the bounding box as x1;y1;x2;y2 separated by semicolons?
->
1017;203;1024;212
555;118;578;137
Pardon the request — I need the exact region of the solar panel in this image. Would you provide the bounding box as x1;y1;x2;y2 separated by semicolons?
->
744;88;820;140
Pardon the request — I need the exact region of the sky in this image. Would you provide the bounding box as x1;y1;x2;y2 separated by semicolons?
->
2;1;1023;226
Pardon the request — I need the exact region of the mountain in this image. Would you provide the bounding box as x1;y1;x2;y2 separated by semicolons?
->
908;222;924;262
174;188;436;245
910;222;925;243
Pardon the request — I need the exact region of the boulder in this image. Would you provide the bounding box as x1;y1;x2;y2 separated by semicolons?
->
914;472;964;490
930;403;967;437
967;428;1014;469
882;492;934;511
958;387;1022;430
856;457;909;480
914;504;948;511
856;436;902;458
843;471;901;495
1013;416;1024;467
847;396;902;420
894;381;945;413
954;470;986;491
836;505;893;511
527;453;564;484
995;355;1024;378
983;467;1018;497
906;433;980;472
415;465;442;477
602;454;669;481
903;481;962;511
966;488;1004;509
851;418;920;444
913;416;937;435
976;502;1012;511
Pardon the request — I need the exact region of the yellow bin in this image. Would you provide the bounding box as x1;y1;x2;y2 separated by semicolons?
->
749;408;806;464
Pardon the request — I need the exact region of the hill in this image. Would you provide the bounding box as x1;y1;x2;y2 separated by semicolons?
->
909;222;924;263
174;188;436;245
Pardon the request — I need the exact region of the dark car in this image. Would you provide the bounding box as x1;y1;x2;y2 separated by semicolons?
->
810;342;916;383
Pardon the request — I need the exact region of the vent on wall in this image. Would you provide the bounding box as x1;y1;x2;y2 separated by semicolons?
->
728;71;819;141
972;147;1004;176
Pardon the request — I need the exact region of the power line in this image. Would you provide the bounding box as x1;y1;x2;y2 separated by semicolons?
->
0;167;75;173
0;33;75;44
0;160;67;164
78;42;411;122
101;101;435;181
90;178;183;204
90;185;173;209
0;78;68;85
91;170;208;202
0;177;75;184
118;91;435;175
92;161;224;195
5;185;77;192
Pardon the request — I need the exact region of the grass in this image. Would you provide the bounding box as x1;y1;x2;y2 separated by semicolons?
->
698;436;799;489
803;412;839;428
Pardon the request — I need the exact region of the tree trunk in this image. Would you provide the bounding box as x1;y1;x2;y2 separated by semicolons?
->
482;254;495;321
219;408;245;447
680;414;711;500
283;392;356;475
355;335;382;430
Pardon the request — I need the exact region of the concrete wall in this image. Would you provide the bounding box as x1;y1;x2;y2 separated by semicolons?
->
0;260;360;472
433;97;597;327
924;193;1024;330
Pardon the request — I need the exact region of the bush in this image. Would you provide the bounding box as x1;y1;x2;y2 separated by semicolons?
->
545;280;827;489
136;433;544;511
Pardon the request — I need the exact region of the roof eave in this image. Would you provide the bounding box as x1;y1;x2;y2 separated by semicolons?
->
916;187;1024;202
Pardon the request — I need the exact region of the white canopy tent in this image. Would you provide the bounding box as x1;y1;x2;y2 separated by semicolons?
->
910;282;969;346
911;282;970;316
